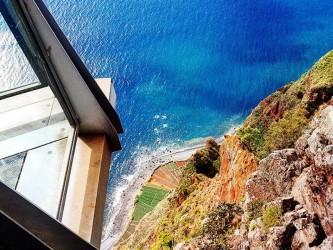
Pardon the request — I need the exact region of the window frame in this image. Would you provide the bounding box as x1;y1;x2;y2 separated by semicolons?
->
0;1;79;219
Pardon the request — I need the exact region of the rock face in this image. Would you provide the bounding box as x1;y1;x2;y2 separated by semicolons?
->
218;135;259;203
238;105;333;250
293;106;333;237
246;149;304;202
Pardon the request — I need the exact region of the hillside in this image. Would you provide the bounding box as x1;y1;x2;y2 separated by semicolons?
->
116;51;333;250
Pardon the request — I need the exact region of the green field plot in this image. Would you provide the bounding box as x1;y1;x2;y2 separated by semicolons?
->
132;186;169;221
166;162;178;171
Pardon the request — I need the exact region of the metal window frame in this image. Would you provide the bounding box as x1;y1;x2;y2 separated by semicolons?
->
0;181;97;249
0;81;43;99
0;0;123;247
1;0;123;149
19;0;123;150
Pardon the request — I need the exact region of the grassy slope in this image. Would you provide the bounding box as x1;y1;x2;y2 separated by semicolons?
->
239;50;333;158
136;177;221;250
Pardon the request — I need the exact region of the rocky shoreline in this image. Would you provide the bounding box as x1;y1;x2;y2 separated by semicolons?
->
101;137;226;250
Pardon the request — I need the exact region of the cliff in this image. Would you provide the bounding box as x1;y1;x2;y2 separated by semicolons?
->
116;51;333;250
239;50;333;159
218;135;259;203
233;105;333;249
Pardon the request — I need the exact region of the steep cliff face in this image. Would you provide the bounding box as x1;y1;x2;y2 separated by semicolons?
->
233;105;333;250
244;50;333;130
293;106;333;238
115;51;333;250
128;177;222;250
218;135;259;203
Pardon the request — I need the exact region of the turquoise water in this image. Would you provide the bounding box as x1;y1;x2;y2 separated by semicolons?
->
44;0;333;245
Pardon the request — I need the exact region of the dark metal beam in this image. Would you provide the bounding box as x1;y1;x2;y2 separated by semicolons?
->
19;0;123;151
32;0;124;135
0;211;50;250
0;182;97;250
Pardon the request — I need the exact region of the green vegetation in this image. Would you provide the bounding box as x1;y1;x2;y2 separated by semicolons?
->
150;231;172;250
202;202;243;249
172;138;220;206
263;205;282;232
132;186;169;221
239;108;309;159
238;127;266;158
212;157;221;172
264;109;309;152
238;51;333;159
166;162;177;171
190;138;220;177
248;199;265;221
243;90;284;132
144;179;218;249
309;51;333;89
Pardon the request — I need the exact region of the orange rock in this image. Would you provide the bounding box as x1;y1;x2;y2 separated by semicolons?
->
218;135;259;203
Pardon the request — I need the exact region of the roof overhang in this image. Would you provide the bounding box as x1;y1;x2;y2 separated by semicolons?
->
18;0;123;151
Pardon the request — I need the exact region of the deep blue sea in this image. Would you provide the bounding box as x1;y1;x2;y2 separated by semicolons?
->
43;0;333;246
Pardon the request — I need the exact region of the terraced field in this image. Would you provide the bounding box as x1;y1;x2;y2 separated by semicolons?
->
148;161;185;190
115;161;186;247
132;186;169;221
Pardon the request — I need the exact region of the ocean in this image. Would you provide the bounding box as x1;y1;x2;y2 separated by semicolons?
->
3;0;333;247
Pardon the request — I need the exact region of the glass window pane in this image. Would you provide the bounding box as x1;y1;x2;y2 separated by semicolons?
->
0;3;76;220
0;13;40;94
0;152;26;189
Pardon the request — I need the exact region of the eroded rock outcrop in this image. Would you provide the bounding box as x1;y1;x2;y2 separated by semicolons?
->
218;135;259;203
236;105;333;250
292;106;333;238
246;149;304;202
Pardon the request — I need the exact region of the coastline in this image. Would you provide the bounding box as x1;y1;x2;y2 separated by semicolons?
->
101;129;238;250
101;142;203;250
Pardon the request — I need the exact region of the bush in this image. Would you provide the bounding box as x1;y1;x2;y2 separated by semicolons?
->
202;202;242;248
248;199;265;221
264;109;309;152
238;127;266;158
263;205;282;232
239;109;309;159
179;138;219;184
213;158;221;172
151;231;172;250
172;139;219;206
190;138;220;177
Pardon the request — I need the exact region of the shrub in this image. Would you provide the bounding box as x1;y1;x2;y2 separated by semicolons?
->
151;231;172;250
202;202;242;248
264;109;309;152
212;157;221;172
238;127;266;158
248;199;265;221
206;138;220;159
190;138;220;177
249;220;259;232
263;205;282;232
172;139;219;206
